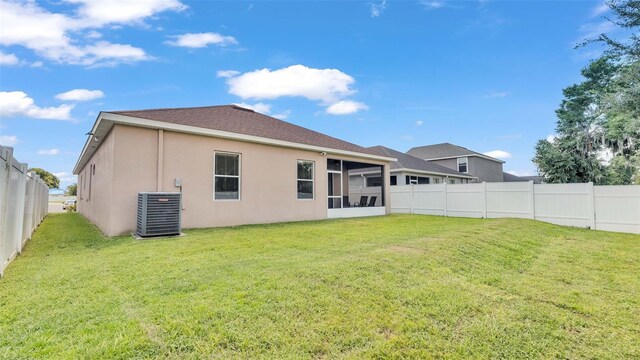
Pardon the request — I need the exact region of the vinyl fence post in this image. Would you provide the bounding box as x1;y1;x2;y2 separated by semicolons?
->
587;182;596;230
529;180;535;220
410;184;414;214
482;181;488;219
443;182;448;217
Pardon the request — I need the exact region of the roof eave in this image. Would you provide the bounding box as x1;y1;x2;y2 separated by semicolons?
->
73;112;396;174
393;167;476;179
423;154;505;163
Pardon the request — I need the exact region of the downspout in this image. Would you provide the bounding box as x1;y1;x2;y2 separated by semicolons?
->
157;129;164;191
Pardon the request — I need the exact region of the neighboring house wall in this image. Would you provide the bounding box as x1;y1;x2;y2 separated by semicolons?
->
426;158;458;172
468;157;503;182
424;157;503;182
78;124;391;236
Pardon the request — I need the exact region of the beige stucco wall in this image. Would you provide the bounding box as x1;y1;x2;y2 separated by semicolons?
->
80;124;391;236
77;127;114;235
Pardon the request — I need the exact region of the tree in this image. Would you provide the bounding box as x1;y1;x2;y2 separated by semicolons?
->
29;168;60;189
587;0;640;61
533;58;616;184
66;183;77;196
535;0;639;184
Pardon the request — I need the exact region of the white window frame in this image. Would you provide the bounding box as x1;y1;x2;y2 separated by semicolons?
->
365;175;383;188
213;151;241;201
457;157;468;173
297;160;315;200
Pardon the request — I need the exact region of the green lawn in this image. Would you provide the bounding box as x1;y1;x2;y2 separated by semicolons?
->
1;214;639;359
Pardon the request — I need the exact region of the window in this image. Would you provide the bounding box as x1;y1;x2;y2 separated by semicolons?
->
214;152;240;200
406;175;430;184
297;160;314;199
449;179;456;184
457;157;468;173
366;176;382;187
390;175;397;186
434;178;440;184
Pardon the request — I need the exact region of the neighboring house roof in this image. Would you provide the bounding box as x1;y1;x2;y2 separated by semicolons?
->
502;172;527;182
520;175;542;184
407;142;505;163
74;105;395;174
368;146;475;178
502;172;543;184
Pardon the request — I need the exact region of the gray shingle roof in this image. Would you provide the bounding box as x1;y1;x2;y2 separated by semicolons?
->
407;142;503;163
369;146;474;178
502;172;527;182
111;105;384;157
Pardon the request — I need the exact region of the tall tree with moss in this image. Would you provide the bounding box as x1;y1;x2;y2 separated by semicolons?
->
534;0;639;184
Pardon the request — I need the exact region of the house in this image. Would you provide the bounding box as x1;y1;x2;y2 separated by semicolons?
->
349;146;475;190
407;143;505;182
72;105;395;236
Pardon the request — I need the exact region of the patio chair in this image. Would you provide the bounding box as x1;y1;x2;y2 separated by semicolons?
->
367;196;377;207
355;196;368;207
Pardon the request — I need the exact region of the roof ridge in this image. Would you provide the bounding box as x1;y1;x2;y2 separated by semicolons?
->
108;104;236;114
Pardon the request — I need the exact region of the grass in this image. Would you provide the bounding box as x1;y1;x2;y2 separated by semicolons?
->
1;214;639;359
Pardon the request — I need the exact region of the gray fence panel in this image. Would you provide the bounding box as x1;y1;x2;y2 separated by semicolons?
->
391;181;640;234
1;145;49;277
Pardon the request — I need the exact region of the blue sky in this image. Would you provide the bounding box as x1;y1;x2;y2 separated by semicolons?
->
0;0;615;187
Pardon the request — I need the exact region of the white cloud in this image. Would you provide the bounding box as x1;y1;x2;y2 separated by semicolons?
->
69;0;187;26
577;21;615;43
415;120;424;126
325;100;368;115
271;110;291;120
54;171;77;183
592;2;609;17
546;134;557;143
421;1;445;10
233;102;272;114
217;70;240;78
222;65;367;115
233;102;291;120
55;89;104;101
0;0;184;66
369;0;386;17
484;91;508;98
483;150;512;159
0;91;74;120
166;32;237;48
0;135;18;146
85;30;102;39
0;51;19;65
224;65;356;103
37;148;60;155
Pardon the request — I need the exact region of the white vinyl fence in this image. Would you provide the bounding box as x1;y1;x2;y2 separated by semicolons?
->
1;146;49;277
391;182;640;234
